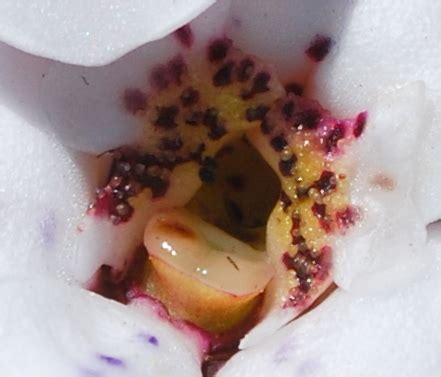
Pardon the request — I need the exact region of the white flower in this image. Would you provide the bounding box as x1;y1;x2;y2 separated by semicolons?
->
1;0;441;376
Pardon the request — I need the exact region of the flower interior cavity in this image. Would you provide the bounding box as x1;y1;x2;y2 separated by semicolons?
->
87;38;364;362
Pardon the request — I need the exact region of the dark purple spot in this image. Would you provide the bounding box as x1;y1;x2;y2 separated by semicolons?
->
138;332;160;346
202;108;219;128
278;156;296;177
207;38;232;62
260;118;274;135
236;58;255;82
311;202;326;219
282;252;317;282
208;122;227;140
199;157;217;183
312;170;337;195
324;123;345;152
155;106;179;129
167;55;186;85
98;355;125;368
282;101;295;120
353;111;368;138
305;35;333;62
252;72;271;93
292;235;306;245
199;167;215;183
270;135;288;151
245;105;269;122
282;252;295;270
241;71;271;100
180;87;200;107
285;82;304;96
123;88;147;114
213;61;235;87
148;336;159;346
336;206;359;229
143;176;170;198
174;24;194;48
312;202;332;232
291;213;301;231
280;191;292;212
150;65;170;90
293;109;321;130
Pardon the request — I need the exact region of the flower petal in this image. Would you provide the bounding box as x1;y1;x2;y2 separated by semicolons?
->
0;101;201;284
333;83;429;292
0;277;202;376
0;1;231;152
226;0;355;83
307;0;441;225
0;0;215;66
219;223;441;377
0;101;104;282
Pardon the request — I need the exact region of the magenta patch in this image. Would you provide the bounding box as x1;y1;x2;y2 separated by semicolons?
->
174;24;194;48
353;111;368;138
336;206;360;230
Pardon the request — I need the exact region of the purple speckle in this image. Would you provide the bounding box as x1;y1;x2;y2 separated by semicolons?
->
353;111;368;138
324;123;345;153
98;354;125;368
138;332;159;346
174;24;194;48
39;211;56;248
305;35;333;62
148;336;159;346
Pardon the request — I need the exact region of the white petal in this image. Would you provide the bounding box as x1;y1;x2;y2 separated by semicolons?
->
219;223;441;377
0;102;103;282
227;0;355;83
0;0;215;66
0;102;201;284
0;1;231;152
307;0;441;224
333;83;429;292
0;277;202;376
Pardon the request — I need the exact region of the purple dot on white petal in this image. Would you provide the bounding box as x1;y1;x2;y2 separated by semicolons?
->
148;336;159;346
138;332;159;346
39;211;57;248
98;354;125;367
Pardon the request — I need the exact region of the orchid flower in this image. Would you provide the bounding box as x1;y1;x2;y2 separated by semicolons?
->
1;1;441;376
